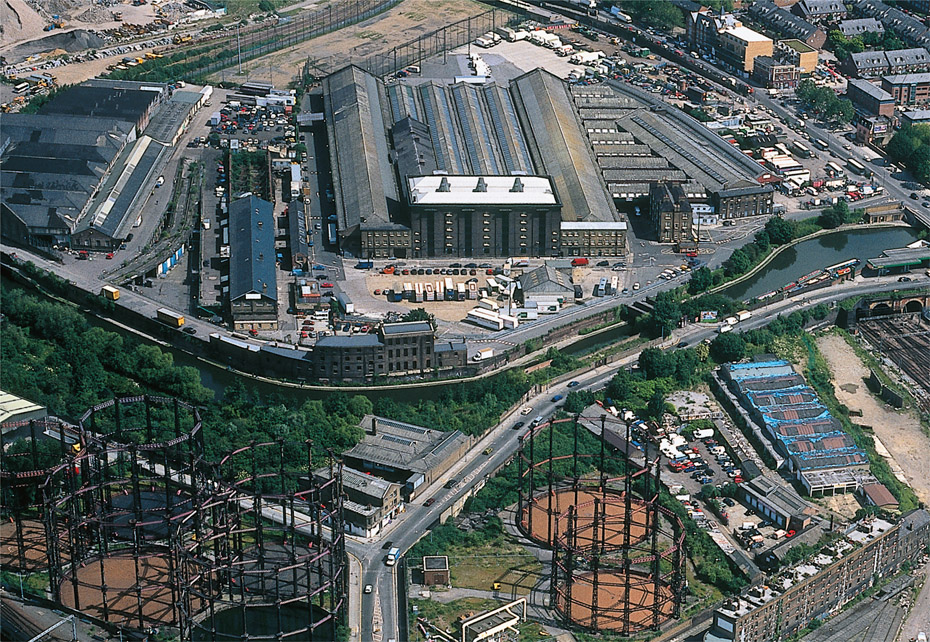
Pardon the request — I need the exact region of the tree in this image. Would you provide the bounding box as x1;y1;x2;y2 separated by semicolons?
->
723;248;751;277
258;0;275;11
564;390;595;414
607;369;633;403
644;391;668;421
639;347;676;380
710;333;746;363
400;308;435;327
818;205;845;229
650;292;681;337
764;216;794;245
687;267;713;294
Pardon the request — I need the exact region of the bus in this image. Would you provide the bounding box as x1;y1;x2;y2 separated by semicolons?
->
791;140;812;158
13;82;29;94
847;158;866;175
825;161;845;177
813;139;829;151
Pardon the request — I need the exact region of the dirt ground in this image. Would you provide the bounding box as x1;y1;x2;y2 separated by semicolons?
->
209;0;494;84
523;489;650;550
816;333;930;505
557;571;676;632
60;554;177;626
810;493;862;521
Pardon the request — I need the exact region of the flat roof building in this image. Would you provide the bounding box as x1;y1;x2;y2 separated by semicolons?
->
343;415;472;499
422;555;450;586
846;78;895;117
0;391;47;429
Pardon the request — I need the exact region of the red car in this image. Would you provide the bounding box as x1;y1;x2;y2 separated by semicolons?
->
322;282;334;288
105;252;114;259
423;497;436;507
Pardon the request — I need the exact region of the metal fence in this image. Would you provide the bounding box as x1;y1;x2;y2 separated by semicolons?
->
197;0;401;80
358;8;516;78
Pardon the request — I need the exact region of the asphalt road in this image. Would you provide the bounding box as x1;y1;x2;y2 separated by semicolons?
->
350;273;925;641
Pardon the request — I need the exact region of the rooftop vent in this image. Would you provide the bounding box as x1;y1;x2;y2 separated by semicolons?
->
437;176;451;192
510;177;524;193
474;177;487;193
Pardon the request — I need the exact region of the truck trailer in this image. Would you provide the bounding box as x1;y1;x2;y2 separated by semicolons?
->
157;308;185;327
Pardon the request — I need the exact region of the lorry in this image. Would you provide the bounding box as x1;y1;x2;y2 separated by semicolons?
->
736;310;752;322
157;308;185;328
571;257;589;267
386;547;400;566
693;428;715;440
569;51;605;65
473;347;494;362
100;285;120;301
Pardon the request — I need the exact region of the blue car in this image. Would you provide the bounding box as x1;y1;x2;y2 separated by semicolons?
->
567;381;579;388
552;394;564;402
313;264;326;271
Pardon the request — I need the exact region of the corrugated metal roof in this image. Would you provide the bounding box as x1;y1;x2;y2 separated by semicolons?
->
324;66;397;235
510;69;618;223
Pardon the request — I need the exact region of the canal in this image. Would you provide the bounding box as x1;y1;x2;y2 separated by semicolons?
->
720;226;921;302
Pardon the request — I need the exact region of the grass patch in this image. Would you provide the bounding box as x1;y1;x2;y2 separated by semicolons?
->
447;539;542;595
411;598;547;641
356;30;382;39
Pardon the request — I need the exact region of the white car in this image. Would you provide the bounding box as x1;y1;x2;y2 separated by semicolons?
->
521;406;533;416
364;584;373;594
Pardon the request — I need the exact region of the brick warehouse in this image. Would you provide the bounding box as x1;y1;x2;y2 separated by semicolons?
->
705;510;930;642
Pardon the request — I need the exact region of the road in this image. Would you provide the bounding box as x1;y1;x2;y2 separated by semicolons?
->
350;273;923;641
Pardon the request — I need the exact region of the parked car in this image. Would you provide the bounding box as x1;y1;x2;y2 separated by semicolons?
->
423;497;436;507
552;394;564;402
512;421;525;430
567;381;579;388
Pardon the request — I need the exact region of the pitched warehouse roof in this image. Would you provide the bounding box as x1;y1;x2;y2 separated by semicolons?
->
228;195;278;302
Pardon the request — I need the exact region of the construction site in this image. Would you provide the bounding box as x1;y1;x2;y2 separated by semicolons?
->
0;395;348;641
516;415;686;635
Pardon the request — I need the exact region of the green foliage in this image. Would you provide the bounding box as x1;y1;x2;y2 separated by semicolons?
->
0;289;369;469
887;124;930;183
20;86;67;114
710;333;746;363
258;0;275;11
645;290;681;338
765;216;794;246
230;150;271;200
400;308;434;327
618;0;684;29
564;390;596;414
817;200;860;229
688;266;713;294
644;390;669;421
795;79;855;124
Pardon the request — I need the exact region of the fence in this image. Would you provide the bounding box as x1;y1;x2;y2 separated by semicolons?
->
357;8;516;78
196;0;401;81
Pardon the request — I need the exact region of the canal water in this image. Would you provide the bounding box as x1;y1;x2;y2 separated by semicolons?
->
720;226;921;302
